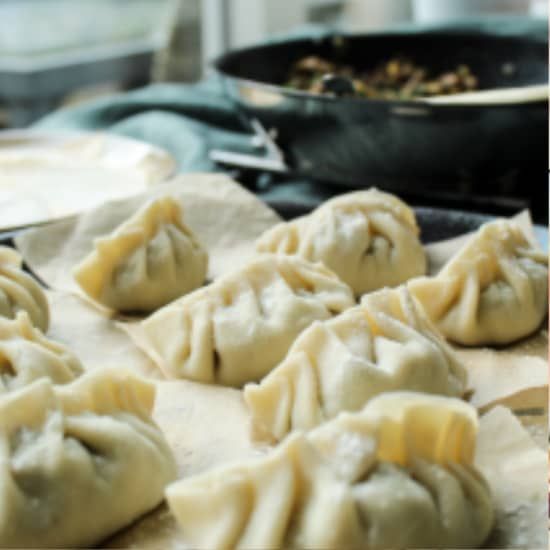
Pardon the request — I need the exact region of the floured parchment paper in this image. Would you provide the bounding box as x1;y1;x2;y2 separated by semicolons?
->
0;131;176;230
11;181;548;549
477;407;547;549
457;344;547;413
46;290;161;380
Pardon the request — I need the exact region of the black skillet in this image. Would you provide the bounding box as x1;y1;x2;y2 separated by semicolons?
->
214;30;548;198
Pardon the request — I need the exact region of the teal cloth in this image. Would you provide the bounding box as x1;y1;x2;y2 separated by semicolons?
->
35;16;548;205
38;78;249;173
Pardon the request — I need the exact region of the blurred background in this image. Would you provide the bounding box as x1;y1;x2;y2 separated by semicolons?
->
0;0;547;128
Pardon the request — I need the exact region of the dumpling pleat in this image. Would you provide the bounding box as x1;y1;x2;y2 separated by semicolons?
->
256;189;426;296
245;288;468;442
0;369;177;548
167;393;493;549
409;220;548;345
135;255;354;387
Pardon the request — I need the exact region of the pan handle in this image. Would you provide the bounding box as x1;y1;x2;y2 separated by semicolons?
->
210;118;289;174
209;149;288;173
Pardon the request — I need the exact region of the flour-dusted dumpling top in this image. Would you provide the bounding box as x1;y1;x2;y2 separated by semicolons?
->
73;196;208;312
166;392;493;550
132;254;354;387
256;189;426;295
409;219;548;345
0;368;177;548
0;311;83;394
0;246;49;331
244;286;467;442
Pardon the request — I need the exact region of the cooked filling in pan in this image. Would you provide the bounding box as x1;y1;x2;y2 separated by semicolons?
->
286;55;479;99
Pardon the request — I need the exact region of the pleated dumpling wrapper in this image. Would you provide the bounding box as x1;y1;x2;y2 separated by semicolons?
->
166;392;493;550
0;245;49;331
409;219;548;345
244;286;467;442
256;189;426;296
0;368;177;548
73;196;208;312
133;254;354;387
0;311;83;394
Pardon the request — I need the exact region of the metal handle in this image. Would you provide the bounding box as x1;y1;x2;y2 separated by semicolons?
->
210;117;289;174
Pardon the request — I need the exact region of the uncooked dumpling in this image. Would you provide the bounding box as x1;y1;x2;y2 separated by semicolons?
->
132;254;354;387
409;219;548;345
0;311;83;394
166;392;493;550
0;368;177;548
244;286;467;442
0;246;49;331
73;196;208;312
256;189;426;295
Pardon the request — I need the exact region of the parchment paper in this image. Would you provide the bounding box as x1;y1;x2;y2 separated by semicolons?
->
45;290;160;380
15;173;282;297
477;406;547;549
457;343;547;413
10;184;548;549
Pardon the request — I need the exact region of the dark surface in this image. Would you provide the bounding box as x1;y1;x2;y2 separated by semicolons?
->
215;29;548;218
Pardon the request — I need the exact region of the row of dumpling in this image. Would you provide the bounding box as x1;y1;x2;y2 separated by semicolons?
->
155;282;497;548
72;187;541;549
152;286;492;548
255;189;548;346
0;185;545;547
134;190;542;548
0;279;488;549
0;363;494;548
0;222;173;545
0;245;80;393
63;187;547;423
0;249;177;546
67;187;547;391
3;188;547;384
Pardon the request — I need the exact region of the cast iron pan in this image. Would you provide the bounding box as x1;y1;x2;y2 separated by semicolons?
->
215;30;548;197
